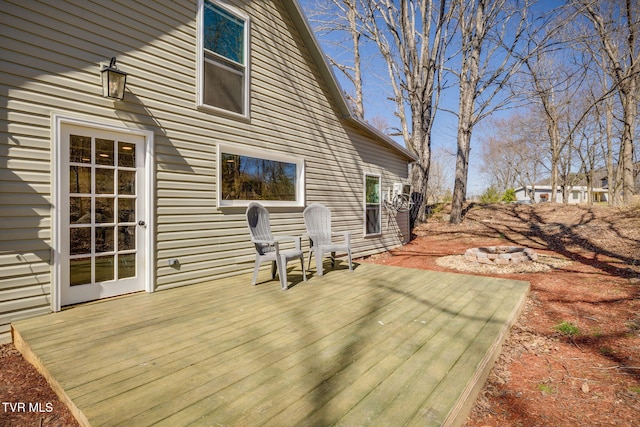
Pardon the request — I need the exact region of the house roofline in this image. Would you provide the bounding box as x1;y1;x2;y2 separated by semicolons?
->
283;0;417;162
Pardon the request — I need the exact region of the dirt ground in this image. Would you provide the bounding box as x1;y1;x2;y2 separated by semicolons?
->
1;202;639;426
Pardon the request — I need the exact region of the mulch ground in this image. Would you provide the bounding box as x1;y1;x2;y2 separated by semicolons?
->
1;202;639;426
0;344;79;427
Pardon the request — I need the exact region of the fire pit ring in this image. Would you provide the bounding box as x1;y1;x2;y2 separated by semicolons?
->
464;246;537;265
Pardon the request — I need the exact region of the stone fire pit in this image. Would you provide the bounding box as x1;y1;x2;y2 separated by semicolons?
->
464;246;538;265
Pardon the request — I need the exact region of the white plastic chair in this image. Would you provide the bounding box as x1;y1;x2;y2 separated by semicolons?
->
246;202;306;290
303;203;353;276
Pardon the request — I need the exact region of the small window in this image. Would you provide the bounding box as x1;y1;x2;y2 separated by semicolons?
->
218;145;304;207
365;174;381;236
198;1;249;117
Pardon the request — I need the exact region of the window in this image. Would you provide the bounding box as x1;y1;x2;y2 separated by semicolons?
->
364;174;381;236
218;145;304;207
198;0;249;117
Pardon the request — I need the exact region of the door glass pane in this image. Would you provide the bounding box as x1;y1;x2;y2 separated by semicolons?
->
118;254;136;279
118;142;136;167
70;135;91;163
95;256;115;282
96;139;115;166
70;197;91;224
118;171;136;195
96;169;114;194
70;258;92;286
118;198;136;222
66;129;143;298
95;198;114;223
118;226;136;250
95;227;114;253
70;166;91;194
70;228;91;255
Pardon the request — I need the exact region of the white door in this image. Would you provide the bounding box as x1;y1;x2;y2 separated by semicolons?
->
60;124;147;306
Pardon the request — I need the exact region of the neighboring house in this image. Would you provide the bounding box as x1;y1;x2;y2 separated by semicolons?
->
514;185;608;204
0;0;416;343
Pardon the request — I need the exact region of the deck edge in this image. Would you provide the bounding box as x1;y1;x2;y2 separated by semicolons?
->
12;324;92;427
442;281;531;427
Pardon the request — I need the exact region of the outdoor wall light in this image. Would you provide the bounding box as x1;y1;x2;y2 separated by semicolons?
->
101;57;128;100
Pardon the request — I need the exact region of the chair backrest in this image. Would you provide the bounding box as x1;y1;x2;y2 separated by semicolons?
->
246;202;274;255
303;203;332;246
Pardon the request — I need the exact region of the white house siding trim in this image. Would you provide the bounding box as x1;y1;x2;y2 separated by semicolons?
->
0;0;412;343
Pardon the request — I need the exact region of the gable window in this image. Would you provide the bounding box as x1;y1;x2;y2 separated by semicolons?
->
364;174;381;236
218;145;304;207
198;0;249;117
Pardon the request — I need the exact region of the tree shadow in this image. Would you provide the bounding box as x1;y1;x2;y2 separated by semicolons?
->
477;205;639;279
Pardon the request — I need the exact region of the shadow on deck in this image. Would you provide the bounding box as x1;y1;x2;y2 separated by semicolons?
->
12;263;529;426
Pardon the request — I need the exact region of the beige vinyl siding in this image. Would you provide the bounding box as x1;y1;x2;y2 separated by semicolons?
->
0;128;53;343
0;0;411;342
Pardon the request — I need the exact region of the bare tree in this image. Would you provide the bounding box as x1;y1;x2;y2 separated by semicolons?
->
310;0;454;223
514;115;548;202
310;0;366;119
479;111;547;198
574;119;603;205
368;115;391;133
573;0;639;205
478;116;524;191
427;147;455;203
520;49;575;203
360;0;453;222
448;0;532;223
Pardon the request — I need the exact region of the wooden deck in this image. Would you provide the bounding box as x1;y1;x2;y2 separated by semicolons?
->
12;262;529;427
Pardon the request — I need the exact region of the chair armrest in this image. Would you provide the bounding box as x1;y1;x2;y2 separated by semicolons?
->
331;231;351;245
251;239;280;254
252;239;276;245
274;235;302;251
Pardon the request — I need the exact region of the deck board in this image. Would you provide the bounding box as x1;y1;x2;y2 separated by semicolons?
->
12;263;528;427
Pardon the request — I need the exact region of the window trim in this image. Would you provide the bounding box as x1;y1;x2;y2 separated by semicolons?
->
196;0;251;119
217;144;305;208
364;173;382;237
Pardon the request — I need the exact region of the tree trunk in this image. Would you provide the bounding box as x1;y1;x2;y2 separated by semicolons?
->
409;122;431;224
451;87;474;223
580;0;638;205
450;0;484;224
620;83;637;204
604;96;617;205
548;118;560;203
451;125;472;224
348;1;364;120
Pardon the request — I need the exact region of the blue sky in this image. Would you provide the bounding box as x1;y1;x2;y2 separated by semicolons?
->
298;0;490;195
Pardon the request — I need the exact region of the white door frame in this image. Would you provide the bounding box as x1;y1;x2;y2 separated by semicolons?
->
51;114;155;312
